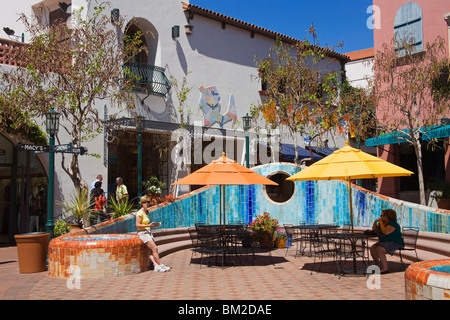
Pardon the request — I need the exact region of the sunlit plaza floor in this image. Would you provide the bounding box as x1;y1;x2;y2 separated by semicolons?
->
1;245;407;300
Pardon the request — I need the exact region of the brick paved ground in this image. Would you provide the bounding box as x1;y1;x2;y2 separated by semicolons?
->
0;246;407;301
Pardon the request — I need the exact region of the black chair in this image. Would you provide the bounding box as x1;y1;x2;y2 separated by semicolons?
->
284;225;305;258
188;227;199;265
196;227;225;269
310;236;339;275
398;227;419;268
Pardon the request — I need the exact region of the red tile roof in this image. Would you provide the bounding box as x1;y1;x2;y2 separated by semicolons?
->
345;48;374;61
182;3;350;62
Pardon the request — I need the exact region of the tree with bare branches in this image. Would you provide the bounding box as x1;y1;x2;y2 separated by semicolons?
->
253;38;341;164
374;36;450;205
1;4;145;190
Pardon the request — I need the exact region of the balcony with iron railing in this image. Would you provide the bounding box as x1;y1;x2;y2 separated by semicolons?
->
1;39;171;99
122;62;171;97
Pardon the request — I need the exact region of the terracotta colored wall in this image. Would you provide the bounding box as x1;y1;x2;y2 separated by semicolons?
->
373;1;450;195
377;144;400;199
374;0;450;54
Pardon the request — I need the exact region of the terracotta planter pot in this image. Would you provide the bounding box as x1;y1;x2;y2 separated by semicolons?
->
14;232;50;273
148;194;164;205
69;223;82;233
275;238;287;248
257;232;273;249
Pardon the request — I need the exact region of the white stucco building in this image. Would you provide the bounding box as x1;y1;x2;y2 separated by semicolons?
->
0;0;349;243
344;48;374;89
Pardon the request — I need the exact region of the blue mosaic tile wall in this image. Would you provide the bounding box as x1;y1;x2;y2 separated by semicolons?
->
96;163;449;234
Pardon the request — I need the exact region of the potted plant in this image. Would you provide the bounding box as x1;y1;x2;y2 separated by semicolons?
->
109;196;135;219
274;228;287;248
142;176;166;204
164;194;175;203
58;188;93;231
426;180;450;209
249;212;279;248
53;219;70;237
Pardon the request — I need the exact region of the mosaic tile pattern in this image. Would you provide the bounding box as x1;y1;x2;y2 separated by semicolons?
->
90;163;449;234
405;259;450;300
48;233;148;279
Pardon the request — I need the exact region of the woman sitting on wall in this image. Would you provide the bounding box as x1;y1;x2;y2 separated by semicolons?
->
136;195;171;273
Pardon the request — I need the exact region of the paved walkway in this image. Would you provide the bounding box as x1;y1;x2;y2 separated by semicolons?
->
0;245;407;300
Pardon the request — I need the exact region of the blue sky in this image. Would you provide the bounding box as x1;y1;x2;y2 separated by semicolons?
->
189;0;374;53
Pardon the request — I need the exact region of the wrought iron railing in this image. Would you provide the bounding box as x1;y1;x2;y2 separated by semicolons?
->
122;62;171;97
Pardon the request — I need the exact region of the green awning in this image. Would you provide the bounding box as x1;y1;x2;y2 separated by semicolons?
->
365;125;450;147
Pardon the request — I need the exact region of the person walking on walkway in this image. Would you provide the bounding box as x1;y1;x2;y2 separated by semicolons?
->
136;195;170;273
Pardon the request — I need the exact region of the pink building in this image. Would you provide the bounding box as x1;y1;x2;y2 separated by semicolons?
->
369;0;450;203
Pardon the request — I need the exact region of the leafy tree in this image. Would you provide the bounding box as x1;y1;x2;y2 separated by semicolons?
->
338;78;377;148
253;37;341;164
374;36;450;205
1;5;145;190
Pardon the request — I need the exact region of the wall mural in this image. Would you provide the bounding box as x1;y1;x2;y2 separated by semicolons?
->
198;85;237;129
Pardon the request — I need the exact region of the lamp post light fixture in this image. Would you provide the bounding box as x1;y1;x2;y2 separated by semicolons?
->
111;8;120;23
172;25;180;39
45;107;60;238
242;113;252;168
136;115;145;203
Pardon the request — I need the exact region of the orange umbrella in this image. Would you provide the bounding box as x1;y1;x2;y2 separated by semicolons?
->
173;152;277;226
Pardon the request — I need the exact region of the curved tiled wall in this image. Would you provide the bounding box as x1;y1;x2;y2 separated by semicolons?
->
86;162;449;234
48;233;149;279
405;259;450;300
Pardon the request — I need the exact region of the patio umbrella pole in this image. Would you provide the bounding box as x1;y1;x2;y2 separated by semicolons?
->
347;177;354;233
222;185;225;229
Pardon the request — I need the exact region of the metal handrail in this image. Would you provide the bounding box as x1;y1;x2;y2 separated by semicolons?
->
122;62;171;97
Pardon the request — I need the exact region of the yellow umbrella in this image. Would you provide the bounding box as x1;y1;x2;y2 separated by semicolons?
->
287;141;413;232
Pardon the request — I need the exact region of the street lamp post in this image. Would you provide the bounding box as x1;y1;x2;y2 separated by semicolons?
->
242;113;252;168
45;107;60;238
136;115;145;204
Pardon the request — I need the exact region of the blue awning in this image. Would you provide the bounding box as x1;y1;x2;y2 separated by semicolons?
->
279;143;323;161
309;146;335;156
259;142;323;161
365;125;450;147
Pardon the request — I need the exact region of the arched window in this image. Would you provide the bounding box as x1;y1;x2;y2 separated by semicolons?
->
125;24;148;64
394;2;423;53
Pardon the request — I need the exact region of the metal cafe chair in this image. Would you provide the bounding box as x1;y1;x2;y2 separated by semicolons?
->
398;227;419;269
284;225;307;258
309;235;339;275
188;227;200;265
196;227;225;269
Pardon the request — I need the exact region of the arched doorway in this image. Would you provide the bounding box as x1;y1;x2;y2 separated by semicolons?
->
0;134;47;244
